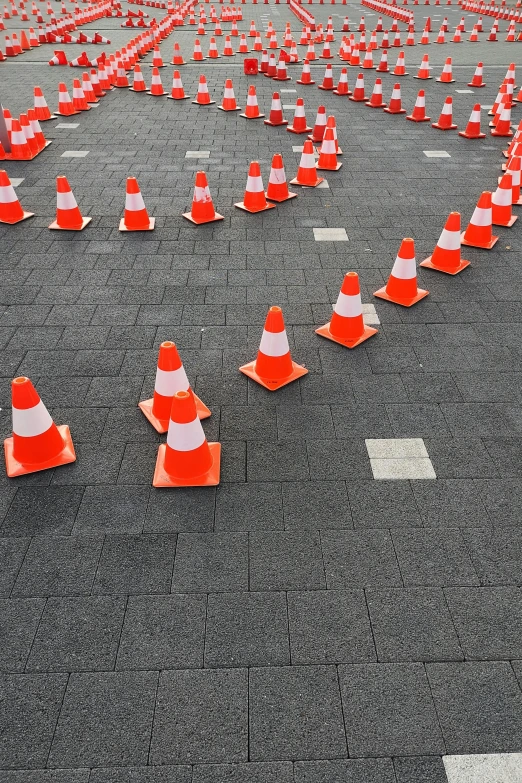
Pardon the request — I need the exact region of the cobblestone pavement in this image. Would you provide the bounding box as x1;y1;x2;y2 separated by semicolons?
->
1;0;522;781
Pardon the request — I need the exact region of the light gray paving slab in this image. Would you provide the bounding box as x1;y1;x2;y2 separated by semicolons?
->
185;151;211;158
313;228;348;242
443;754;522;783
423;151;451;158
371;458;437;480
366;439;430;459
60;151;89;157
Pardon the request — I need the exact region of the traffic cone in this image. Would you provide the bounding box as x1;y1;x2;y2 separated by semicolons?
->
394;50;408;76
235;161;276;213
115;62;130;88
432;96;457;130
81;73;98;103
290;140;323;187
49;49;67;65
349;73;367;102
8;119;32;160
27;110;48;153
320;39;333;59
376;49;389;72
374;238;429;306
140;341;210;432
150;45;165;67
152;389;220;488
384;83;406;114
491;104;513;138
316;127;342;171
208;36;220;58
264;92;287;126
316;271;377;348
240;85;264;118
239;306;307;390
183;171;223;225
333;68;351;95
436;56;454;83
90;70;105;99
0;170;34;224
501;155;522;205
468;62;485;87
420;212;470;274
461;191;498;249
492;173;518;227
407;89;430;122
4;376;76;478
265;153;297;203
119;177;155;231
274;56;291;82
287;97;312;134
148;67;165;95
366;77;386;107
459;104;485;139
33;86;55;121
297;59;315;85
192;75;215;105
72;79;90;111
49;175;91;230
55;82;80;116
219;78;240;110
361;48;374;68
414;53;432;79
318;63;334;90
222;35;234;55
191;38;205;60
19;114;39;158
171;42;185;65
130;64;147;91
308;106;327;142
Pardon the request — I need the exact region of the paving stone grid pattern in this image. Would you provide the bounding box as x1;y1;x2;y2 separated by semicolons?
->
1;0;522;780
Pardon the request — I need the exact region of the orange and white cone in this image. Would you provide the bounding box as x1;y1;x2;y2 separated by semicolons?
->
308;106;327;142
27;110;48;153
377;50;389;73
316;271;377;348
208;36;220;58
394;51;408;76
183;170;224;225
152;389;220;488
264;92;287;126
461;191;498;249
407;89;430;122
81;73;98;103
316;127;342;171
222;35;234;56
4;376;76;478
191;38;205;61
436;56;454;83
119;176;155;231
491;104;513;138
219;78;240;111
366;77;386;108
290;140;323;188
420;212;470;274
333;68;351;96
240;306;308;390
274;56;291;82
130;64;147;91
297;59;315;85
150;45;165;67
72;79;90;111
192;75;215;105
240;85;264;119
349;73;367;102
468;61;485;88
33;86;55;121
374;238;429;307
49;175;91;230
171;42;185;65
501;155;522;205
287;97;312;134
492;173;518;227
148;67;166;96
318;63;334;90
459;104;485;139
362;48;374;69
9;119;32;160
432;96;457;130
0;170;34;224
265;153;297;203
139;341;210;433
168;70;189;100
384;83;406;114
235;161;276;214
414;53;432;79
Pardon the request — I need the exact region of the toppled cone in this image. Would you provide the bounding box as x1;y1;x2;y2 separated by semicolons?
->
420;212;470;275
49;175;91;230
183;171;224;225
316;271;378;348
374;237;429;307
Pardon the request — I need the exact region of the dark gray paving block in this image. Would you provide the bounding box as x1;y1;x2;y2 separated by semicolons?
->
101;408;159;444
51;443;125;486
461;527;522;586
282;481;351;530
288;590;376;665
482;437;522;478
1;771;90;783
73;487;149;535
205;591;289;668
220;406;277;442
84;376;143;407
26;596;125;672
93;535;176;595
145;487;216;533
321;530;402;588
249;665;347;761
476;479;522;525
330;402;393;439
49;671;158;768
348;481;422;529
392;529;479;587
294;759;397;783
0;599;45;672
393;756;448;783
0;673;67;769
351;374;408;404
195;373;248;407
300;375;355;406
276;405;335;440
117;443;157;486
339;663;445;757
445;587;522;660
307;439;372;481
249;532;325;591
426;661;522;754
221;441;247;483
90;767;191;783
453;373;522;403
0;537;29;597
247;441;310;482
52;407;108;443
401;373;462;403
412;479;489;527
386;403;450;438
172;533;248;593
117;594;206;670
215;483;283;532
424;438;498;479
13;536;103;597
193;762;294;783
2;487;84;537
151;669;248;764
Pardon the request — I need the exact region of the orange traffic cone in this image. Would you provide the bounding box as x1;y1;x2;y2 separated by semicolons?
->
287;97;312;134
119;177;155;231
318;63;334;90
349;73;367;102
290;140;323;187
150;45;165;67
219;78;240;110
459;104;485;139
72;79;90;111
414;53;432;79
152;389;220;488
308;105;327;141
33;86;55;120
501;155;522;205
384;83;406;114
139;341;210;432
240;85;264;118
148;67;166;95
0;170;34;224
316;127;342;171
192;75;215;105
191;38;205;61
432;96;457;130
407;90;430;122
207;37;220;58
49;175;91;230
239;306;308;390
491;104;513;138
420;212;470;274
4;376;76;477
297;59;315;85
394;51;408;76
265;153;297;203
171;42;185;65
130;64;147;91
235;161;276;213
468;62;485;88
374;238;429;306
333;68;351;95
366;77;387;107
183;171;224;225
316;271;377;348
461;191;498;249
264;92;287;126
436;56;454;83
168;70;189;100
492;173;518;227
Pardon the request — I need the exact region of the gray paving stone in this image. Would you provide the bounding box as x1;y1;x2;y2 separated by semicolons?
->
0;599;45;672
276;405;335;440
460;528;522;586
215;483;283;531
307;439;372;480
1;487;84;537
247;441;310;482
0;537;30;597
392;529;479;587
144;487;216;533
348;481;422;529
172;533;248;593
412;479;490;527
282;481;351;530
393;756;448;783
294;759;397;783
73;487;149;535
321;530;402;588
90;768;191;783
249;532;325;591
93;535;176;595
51;444;125;486
476;479;522;526
1;771;90;783
193;762;294;783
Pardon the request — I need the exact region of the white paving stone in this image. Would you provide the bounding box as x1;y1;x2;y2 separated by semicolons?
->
281;89;297;93
365;438;429;459
444;754;522;783
185;150;210;158
283;104;297;110
313;228;348;242
370;458;436;480
9;178;24;187
61;151;89;158
362;303;380;325
455;90;474;94
55;123;80;129
316;179;329;189
423;151;451;158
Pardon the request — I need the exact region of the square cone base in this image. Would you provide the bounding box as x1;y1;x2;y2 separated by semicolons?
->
420;256;471;275
119;217;155;232
49;215;92;230
461;231;499;249
147;91;167;96
273;76;292;81
139;393;211;433
406;115;431;122
318;85;334;91
384;107;406;114
374;286;429;307
432;122;458;130
240;359;308;390
167;95;191;100
129;87;148;92
182;211;224;225
459;131;486;139
290;176;324;187
153;442;221;487
218;106;241;111
0;210;34;225
192;99;216;105
297;79;315;85
366;102;387;108
287;125;312;134
493;214;518;228
436;78;455;83
239;112;265;119
316;161;342;171
413;75;433;79
265;190;298;202
4;424;76;478
234;200;276;213
315;321;378;348
264;119;288;126
39;114;57;121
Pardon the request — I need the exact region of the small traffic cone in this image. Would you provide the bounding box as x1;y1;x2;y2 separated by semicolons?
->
435;27;446;44
264;92;287;126
316;271;377;348
265;153;297;203
420;212;470;274
191;38;205;60
290;140;323;187
320;40;333;59
27;110;48;152
235;161;276;213
19;114;39;158
8;120;32;160
374;238;429;307
366;77;386;107
183;171;223;225
33;86;55;120
55;82;80;116
240;85;264;118
436;56;454;83
361;48;374;69
394;50;408;76
414;53;432;79
49;175;91;230
72;79;90;111
349;73;367;102
297;59;315;85
4;376;76;478
461;191;498;249
139;341;210;432
81;73;98;103
318;63;334;90
501;155;522;205
376;49;389;72
491;105;513;138
130;64;147;91
239;306;307;390
148;67;166;96
90;70;105;99
432;96;457;130
407;90;430;122
171;42;185;65
150;45;165;67
333;68;351;95
308;106;327;142
316;127;342;171
192;75;215;105
287;97;312;134
119;177;155;231
492;173;518;227
0;170;33;224
274;57;291;82
168;72;188;99
325;116;342;155
219;78;240;111
222;35;234;56
152;390;220;488
49;49;67;65
208;36;220;58
468;62;485;87
384;83;406;114
459;104;485;139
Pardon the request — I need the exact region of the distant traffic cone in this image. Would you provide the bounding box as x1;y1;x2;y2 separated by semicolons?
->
366;77;386;107
394;50;408;76
0;170;33;224
49;175;91;230
290;140;323;187
192;75;215;105
349;73;367;101
55;82;80;116
239;306;307;390
318;63;334;90
152;389;220;488
140;341;210;432
33;86;55;120
384;83;406;114
461;191;498;249
219;78;240;110
492;173;518;226
274;56;291;82
432;96;457;130
316;127;342;171
240;85;264;118
491;104;513;137
420;212;470;274
4;376;76;477
333;68;350;95
376;49;389;72
191;38;205;60
297;59;314;85
264;92;287;126
459;104;485;138
436;56;454;83
119;176;155;231
235;161;276;213
308;105;327;141
407;89;430;122
374;238;429;306
468;62;485;87
414;53;432;79
171;42;185;65
72;79;90;111
362;48;374;68
183;170;223;225
265;153;297;202
130;64;147;91
316;271;377;348
287;97;312;134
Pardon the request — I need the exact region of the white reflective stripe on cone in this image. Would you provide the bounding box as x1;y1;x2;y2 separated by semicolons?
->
320;139;336;154
300;153;316;168
12;399;53;437
269;167;286;185
335;291;362;318
441;102;452;115
166;417;206;451
247;95;257;106
391;255;416;280
194;185;212;203
391;89;400;99
199;85;209;94
272;100;282;110
0;184;18;204
259;328;289;357
470;206;491;226
437;228;460;251
57;190;78;210
155;365;189;396
34;95;46;107
470;111;480;122
492;186;512;206
246;175;264;193
11;130;27;145
224;88;234;98
126;192;147;211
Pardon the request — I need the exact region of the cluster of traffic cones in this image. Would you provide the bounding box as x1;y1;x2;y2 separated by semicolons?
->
0;98;51;160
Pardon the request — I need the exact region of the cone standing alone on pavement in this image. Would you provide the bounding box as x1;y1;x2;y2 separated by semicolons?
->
420;212;470;275
183;171;224;225
49;175;91;230
374;238;429;307
235;161;276;213
119;176;155;231
0;170;34;224
316;271;378;348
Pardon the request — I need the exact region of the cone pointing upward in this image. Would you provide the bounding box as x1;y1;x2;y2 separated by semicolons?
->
235;161;276;213
49;175;91;230
119;177;155;231
461;191;498;249
0;170;34;224
290;140;323;188
266;154;297;203
374;238;429;307
183;171;224;225
420;212;470;275
316;271;378;348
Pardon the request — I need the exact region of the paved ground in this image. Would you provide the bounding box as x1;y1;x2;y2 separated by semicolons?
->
1;0;522;781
